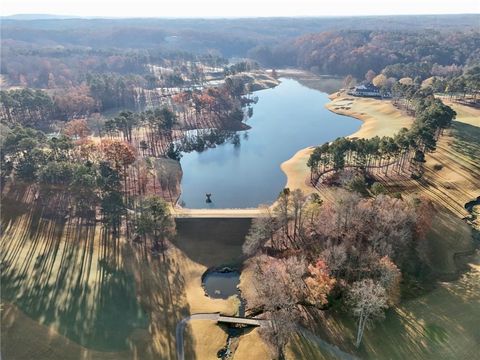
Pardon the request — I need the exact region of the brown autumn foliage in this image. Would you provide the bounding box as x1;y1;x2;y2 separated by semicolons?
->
54;85;97;118
63;118;91;139
100;139;137;170
244;189;435;350
304;259;336;306
74;138;99;162
377;256;401;306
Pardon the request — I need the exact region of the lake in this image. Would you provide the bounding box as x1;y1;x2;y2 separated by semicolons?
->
179;78;361;208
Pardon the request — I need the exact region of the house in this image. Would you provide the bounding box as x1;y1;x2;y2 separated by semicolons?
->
348;83;383;98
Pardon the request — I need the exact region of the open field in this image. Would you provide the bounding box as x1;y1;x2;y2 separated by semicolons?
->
0;189;250;359
234;327;274;360
375;101;480;218
184;321;228;360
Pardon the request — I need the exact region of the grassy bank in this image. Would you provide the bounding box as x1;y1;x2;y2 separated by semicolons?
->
377;101;480;218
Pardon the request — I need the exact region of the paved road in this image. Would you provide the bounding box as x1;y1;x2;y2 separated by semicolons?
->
218;315;267;326
175;313;268;360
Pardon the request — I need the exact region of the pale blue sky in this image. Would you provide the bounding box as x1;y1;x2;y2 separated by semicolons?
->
2;0;479;18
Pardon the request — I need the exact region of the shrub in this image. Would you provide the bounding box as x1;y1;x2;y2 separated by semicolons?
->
371;182;387;196
38;161;74;185
347;176;369;196
391;192;403;199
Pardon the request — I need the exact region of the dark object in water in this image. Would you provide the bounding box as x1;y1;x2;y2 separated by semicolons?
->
206;193;212;203
203;270;240;299
465;196;480;213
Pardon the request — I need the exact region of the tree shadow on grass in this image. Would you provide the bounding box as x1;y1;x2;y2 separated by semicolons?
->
1;188;194;359
450;122;480;164
299;297;471;360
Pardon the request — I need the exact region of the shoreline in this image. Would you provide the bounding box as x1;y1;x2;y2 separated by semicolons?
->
174;72;479;217
175;76;414;214
281;91;414;194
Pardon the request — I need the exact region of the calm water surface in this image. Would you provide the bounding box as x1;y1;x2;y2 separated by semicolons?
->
203;271;241;299
179;78;361;208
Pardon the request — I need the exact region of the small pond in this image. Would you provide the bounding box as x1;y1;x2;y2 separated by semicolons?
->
178;78;361;208
203;270;241;299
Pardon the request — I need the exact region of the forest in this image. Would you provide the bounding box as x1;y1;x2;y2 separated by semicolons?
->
250;30;480;77
2;15;479;88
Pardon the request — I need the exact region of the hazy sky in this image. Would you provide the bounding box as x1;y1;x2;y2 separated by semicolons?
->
2;0;479;18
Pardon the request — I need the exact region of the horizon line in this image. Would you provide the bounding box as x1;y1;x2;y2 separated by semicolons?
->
2;12;480;20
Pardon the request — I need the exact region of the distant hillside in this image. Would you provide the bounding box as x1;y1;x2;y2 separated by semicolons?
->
1;14;81;20
0;14;478;89
1;15;479;56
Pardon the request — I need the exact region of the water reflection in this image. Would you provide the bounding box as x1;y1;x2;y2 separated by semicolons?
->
179;78;361;208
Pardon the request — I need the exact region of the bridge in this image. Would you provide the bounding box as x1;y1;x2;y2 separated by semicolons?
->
217;314;269;327
176;313;270;360
172;207;265;218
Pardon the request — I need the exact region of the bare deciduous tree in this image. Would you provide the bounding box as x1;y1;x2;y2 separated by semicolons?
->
259;308;298;360
348;279;388;347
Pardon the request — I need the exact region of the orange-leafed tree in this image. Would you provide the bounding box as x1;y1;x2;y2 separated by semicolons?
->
377;256;401;306
64;119;91;139
100;139;137;171
54;84;96;117
304;259;336;306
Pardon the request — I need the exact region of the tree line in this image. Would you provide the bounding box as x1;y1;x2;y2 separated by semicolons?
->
307;92;456;184
100;79;250;158
0;121;177;251
249;30;479;79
